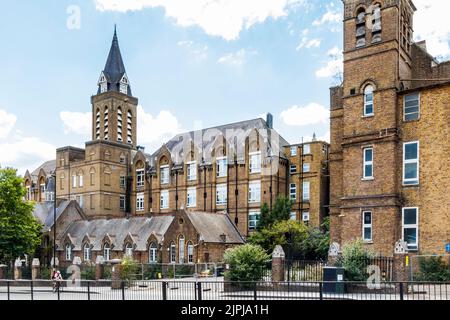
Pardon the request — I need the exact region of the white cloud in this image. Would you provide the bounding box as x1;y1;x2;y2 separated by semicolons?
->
218;49;258;67
95;0;306;40
60;111;92;135
296;37;321;51
137;106;183;150
312;10;340;26
177;40;209;62
0;109;17;139
414;0;450;59
280;103;329;127
315;46;343;79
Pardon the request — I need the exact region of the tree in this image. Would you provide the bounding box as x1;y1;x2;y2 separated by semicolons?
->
257;196;292;230
0;168;42;264
340;239;376;281
223;244;270;282
249;218;330;261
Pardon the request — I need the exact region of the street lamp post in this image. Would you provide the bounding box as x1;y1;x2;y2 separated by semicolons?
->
51;173;57;269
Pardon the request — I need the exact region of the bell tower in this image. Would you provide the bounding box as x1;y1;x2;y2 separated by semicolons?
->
91;26;138;149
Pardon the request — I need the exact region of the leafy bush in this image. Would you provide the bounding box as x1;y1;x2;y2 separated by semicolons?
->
340;239;376;281
223;244;270;282
144;264;162;280
81;266;96;280
415;256;450;281
120;256;140;281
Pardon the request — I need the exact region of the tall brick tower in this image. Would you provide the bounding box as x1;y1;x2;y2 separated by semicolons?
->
330;0;417;256
93;26;138;148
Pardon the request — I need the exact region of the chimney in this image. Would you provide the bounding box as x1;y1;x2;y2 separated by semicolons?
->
416;40;427;51
266;113;273;129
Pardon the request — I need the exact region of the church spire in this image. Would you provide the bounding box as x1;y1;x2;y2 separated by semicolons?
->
97;26;131;96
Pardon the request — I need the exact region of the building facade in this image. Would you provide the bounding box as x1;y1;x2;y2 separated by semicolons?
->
330;0;450;256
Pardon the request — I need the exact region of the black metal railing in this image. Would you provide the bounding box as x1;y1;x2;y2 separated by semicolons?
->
0;280;449;301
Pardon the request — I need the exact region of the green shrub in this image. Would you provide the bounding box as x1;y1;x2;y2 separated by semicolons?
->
120;256;140;281
341;239;376;281
224;244;270;282
81;266;96;280
415;256;450;281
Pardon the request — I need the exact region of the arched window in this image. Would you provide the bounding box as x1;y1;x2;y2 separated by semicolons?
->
170;242;176;263
149;242;158;263
103;243;110;261
104;107;109;140
83;244;91;261
178;235;185;264
371;3;382;43
125;243;133;257
65;244;72;261
364;85;374;116
127;110;133;144
117;107;123;142
78;171;84;187
96;109;101;140
356;8;366;47
89;168;95;186
187;242;194;264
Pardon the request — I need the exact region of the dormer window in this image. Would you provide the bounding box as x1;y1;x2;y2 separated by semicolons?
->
98;73;108;93
120;75;128;95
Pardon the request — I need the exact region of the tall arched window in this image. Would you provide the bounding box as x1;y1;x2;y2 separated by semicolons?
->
90;168;95;186
65;244;72;261
149;242;158;263
104;107;109;140
103;243;110;261
178;235;185;264
364;85;374;116
96;109;101;140
83;243;91;261
371;3;382;43
125;243;133;257
78;170;84;187
170;242;176;263
117;107;123;142
127;110;133;144
356;8;366;47
187;242;194;264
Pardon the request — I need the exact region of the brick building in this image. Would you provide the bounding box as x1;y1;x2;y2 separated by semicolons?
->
24;27;330;265
330;0;450;256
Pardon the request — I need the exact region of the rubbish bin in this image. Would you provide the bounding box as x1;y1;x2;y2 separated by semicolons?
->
323;267;345;294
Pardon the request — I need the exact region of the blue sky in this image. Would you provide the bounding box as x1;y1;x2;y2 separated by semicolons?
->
0;0;448;174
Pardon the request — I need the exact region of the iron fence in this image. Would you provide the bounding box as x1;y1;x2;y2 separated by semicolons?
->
0;279;449;301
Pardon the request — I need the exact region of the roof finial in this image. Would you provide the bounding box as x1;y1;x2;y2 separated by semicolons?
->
113;24;118;42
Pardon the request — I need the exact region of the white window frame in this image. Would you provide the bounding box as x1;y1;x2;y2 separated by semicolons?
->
104;244;111;261
187;161;197;181
290;183;297;200
248;210;261;231
187;242;194;264
187;187;197;208
136;169;145;188
160;190;169;209
120;176;126;188
216;157;228;178
290;212;297;221
364;85;374;116
149;243;158;263
72;175;77;188
363;147;374;179
402;207;419;251
119;195;126;211
83;244;91;261
125;243;133;257
136;193;144;212
249;151;262;174
65;244;72;261
160;165;170;185
79;174;84;187
178;235;185;264
216;184;227;205
303;144;311;155
170;242;176;264
302;181;310;201
290;146;297;156
404;93;420;121
248;181;261;204
290;165;297;174
403;141;419;186
302;211;310;223
362;211;372;242
303;163;310;173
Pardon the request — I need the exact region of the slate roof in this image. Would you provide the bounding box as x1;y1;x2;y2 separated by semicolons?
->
186;211;245;244
98;26;132;96
33;200;73;232
60;216;174;251
145;117;290;167
29;160;56;182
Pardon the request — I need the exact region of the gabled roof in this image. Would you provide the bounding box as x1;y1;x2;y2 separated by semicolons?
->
185;211;245;244
28;160;56;183
98;26;132;96
60;216;174;251
146;117;290;167
32;200;83;232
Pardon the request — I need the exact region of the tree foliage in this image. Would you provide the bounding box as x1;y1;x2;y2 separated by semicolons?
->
249;218;330;261
339;239;377;281
223;244;270;282
257;196;292;230
0;168;42;264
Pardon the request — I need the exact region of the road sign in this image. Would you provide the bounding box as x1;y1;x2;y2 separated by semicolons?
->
446;243;450;253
